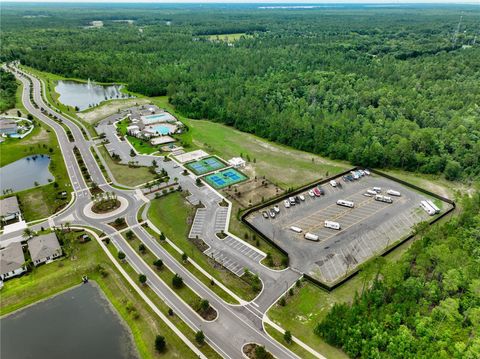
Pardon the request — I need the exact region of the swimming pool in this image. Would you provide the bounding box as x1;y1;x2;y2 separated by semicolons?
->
204;168;248;189
149;124;172;135
142;113;171;124
185;156;226;175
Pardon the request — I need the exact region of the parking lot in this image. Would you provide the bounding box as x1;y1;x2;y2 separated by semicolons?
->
246;171;452;284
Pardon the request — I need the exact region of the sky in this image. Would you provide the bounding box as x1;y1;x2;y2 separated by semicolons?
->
3;0;478;3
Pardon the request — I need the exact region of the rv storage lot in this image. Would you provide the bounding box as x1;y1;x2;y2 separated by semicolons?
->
246;172;451;285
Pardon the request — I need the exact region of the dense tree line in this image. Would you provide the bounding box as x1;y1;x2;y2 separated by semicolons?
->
315;192;480;358
1;4;479;179
0;69;17;112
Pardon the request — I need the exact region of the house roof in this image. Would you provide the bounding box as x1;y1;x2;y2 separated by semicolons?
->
0;196;20;218
0;120;17;130
228;157;246;166
28;233;62;262
0;242;25;276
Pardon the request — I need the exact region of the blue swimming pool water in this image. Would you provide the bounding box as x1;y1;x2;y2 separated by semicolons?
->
143;114;170;124
150;125;171;135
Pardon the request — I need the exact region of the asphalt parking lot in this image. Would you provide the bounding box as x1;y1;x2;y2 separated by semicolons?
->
246;171;452;284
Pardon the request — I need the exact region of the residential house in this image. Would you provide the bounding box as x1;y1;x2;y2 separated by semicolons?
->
0;242;26;281
28;232;62;266
0;196;21;223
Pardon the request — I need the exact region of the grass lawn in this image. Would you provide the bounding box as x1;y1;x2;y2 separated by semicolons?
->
97;145;156;187
0;116;72;222
108;244;222;359
151;97;348;190
124;233;215;319
267;238;417;359
147;192;260;301
116;119;159;155
207;33;253;42
264;323;317;359
0;230;197;359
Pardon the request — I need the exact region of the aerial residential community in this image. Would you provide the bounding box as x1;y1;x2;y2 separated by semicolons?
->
0;3;479;359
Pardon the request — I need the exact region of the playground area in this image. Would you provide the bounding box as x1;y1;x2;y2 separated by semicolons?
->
204;168;248;189
185;156;227;175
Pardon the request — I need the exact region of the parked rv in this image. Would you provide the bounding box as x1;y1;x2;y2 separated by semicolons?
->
324;220;341;230
375;195;392;203
387;189;401;197
420;200;436;216
337;199;354;208
290;226;302;233
426;200;440;214
304;233;319;241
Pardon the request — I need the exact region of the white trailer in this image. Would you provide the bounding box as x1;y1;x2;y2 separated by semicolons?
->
426;200;440;214
420;201;436;216
387;189;401;197
290;226;303;233
304;233;319;241
324;220;341;230
375;195;393;203
337;199;354;208
367;189;377;195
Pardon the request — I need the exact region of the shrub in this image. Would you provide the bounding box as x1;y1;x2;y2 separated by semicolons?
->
153;259;163;269
155;335;166;352
172;274;183;288
195;330;205;345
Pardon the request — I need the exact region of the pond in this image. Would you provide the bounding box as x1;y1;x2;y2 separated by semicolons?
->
55;80;126;111
0;155;54;194
0;283;139;359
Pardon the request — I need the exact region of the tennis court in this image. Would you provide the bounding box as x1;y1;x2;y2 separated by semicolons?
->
185;156;226;175
204;168;248;189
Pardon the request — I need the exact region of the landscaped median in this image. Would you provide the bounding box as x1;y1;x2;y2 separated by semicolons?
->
121;230;218;321
146;192;262;302
106;239;222;359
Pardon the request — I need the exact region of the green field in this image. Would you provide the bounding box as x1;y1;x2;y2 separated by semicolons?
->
97;145;156;187
0;115;71;222
147;191;260;301
0;230;198;359
151;96;348;189
207;33;253;42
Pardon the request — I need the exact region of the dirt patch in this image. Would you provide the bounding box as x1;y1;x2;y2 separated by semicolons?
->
243;343;275;359
78;98;150;124
197;306;217;321
223;177;284;209
22;127;49;144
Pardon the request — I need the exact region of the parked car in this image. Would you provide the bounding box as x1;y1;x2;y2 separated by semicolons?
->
273;205;280;213
308;190;315;197
284;200;291;208
295;196;301;203
262;211;269;218
318;187;325;195
299;194;305;201
269;209;276;218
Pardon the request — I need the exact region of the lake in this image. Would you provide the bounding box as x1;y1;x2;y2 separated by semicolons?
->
55;80;125;111
0;155;54;193
0;283;139;359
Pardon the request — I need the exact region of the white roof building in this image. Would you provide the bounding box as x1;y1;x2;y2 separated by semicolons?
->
0;242;26;281
228;157;246;168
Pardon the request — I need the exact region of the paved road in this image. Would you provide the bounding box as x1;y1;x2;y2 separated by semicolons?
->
1;65;308;359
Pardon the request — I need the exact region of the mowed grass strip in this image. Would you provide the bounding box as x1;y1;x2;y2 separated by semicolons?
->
0;231;196;359
107;244;222;359
147;192;260;301
263;322;317;359
124;232;216;319
143;225;239;304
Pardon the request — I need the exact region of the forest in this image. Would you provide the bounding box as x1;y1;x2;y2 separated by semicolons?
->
0;4;479;180
0;69;17;112
315;192;480;358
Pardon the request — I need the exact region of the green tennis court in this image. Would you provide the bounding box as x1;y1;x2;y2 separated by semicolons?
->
185;156;226;175
204;168;248;189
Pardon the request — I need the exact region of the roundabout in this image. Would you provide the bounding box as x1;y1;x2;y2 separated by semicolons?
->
83;195;129;220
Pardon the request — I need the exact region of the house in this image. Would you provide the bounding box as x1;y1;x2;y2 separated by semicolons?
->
0;242;26;281
28;232;62;266
126;125;139;135
0;119;18;135
0;196;21;223
228;157;246;168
